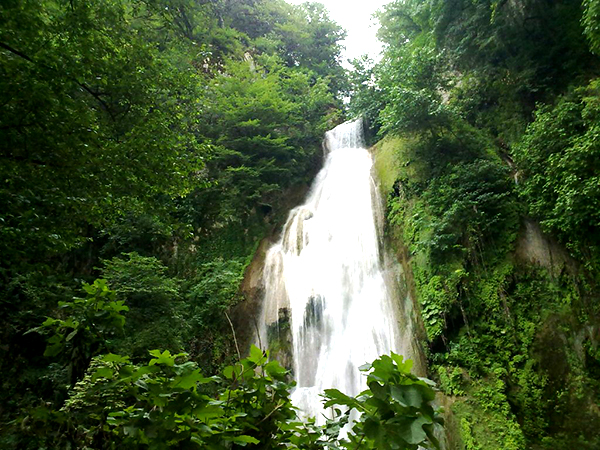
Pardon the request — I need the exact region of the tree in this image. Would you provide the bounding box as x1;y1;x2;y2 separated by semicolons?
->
0;0;207;266
513;80;600;265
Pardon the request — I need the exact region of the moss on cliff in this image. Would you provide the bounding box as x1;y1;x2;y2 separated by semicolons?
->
372;135;600;449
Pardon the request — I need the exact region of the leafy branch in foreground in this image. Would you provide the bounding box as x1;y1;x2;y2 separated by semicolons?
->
25;346;441;449
324;354;443;450
29;278;128;385
27;279;442;449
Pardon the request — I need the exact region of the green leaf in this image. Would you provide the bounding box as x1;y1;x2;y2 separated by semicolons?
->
190;435;205;447
172;369;207;390
391;352;413;373
359;363;372;371
103;353;130;364
248;345;267;365
83;283;96;295
322;389;363;410
399;415;430;445
368;380;388;400
195;405;225;420
264;360;287;377
390;386;410;407
41;317;57;327
149;350;176;366
65;330;78;342
363;417;382;440
227;435;260;446
223;365;235;380
417;376;437;387
92;367;114;381
44;343;63;357
401;385;423;408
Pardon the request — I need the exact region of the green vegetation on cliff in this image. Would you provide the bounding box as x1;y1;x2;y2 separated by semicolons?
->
356;1;600;448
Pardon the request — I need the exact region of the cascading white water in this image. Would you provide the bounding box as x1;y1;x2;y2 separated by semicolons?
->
258;119;401;423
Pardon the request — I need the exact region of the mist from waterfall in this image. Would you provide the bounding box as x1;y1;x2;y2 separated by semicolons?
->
258;119;402;423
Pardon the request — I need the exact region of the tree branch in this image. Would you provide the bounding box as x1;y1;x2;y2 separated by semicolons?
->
0;42;34;63
1;41;116;121
225;311;241;361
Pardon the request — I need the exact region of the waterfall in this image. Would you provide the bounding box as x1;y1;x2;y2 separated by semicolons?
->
258;119;403;423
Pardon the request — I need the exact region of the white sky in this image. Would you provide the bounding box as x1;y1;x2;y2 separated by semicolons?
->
287;0;392;68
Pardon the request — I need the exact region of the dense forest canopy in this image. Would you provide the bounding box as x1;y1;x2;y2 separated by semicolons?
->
2;0;600;448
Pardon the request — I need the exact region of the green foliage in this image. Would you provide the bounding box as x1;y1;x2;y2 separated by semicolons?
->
0;1;348;439
101;253;186;358
199;55;338;224
459;417;479;450
421;159;518;263
102;253;180;304
187;258;245;329
23;347;441;450
436;366;465;396
583;0;600;54
436;0;591;97
359;0;600;446
389;166;600;446
93;346;297;448
371;59;599;449
347;56;386;137
261;1;347;93
412;271;458;342
31;279;128;385
378;46;450;137
324;353;443;450
513;79;600;267
184;257;246;372
381;132;519;347
0;0;207;264
354;0;596;147
451;379;527;450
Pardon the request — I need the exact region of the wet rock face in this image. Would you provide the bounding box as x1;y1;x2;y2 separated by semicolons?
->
534;315;570;385
533;314;600;441
230;237;273;357
230;180;313;358
265;307;294;373
515;219;572;274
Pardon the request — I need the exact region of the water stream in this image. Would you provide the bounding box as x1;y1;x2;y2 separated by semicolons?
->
258;119;404;423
